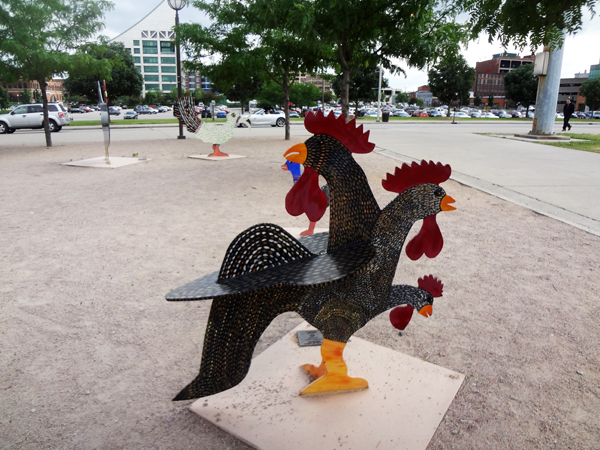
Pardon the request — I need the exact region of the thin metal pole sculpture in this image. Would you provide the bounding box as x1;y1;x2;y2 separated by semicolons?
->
98;81;110;165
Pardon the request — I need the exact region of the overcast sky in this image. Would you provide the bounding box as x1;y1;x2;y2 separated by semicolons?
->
102;1;600;92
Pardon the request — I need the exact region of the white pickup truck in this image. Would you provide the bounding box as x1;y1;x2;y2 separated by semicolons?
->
0;102;71;134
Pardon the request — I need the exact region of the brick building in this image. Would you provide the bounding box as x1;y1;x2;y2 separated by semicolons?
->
473;53;535;108
0;79;64;103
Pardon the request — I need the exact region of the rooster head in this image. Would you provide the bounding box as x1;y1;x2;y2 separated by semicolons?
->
389;275;444;330
383;160;455;260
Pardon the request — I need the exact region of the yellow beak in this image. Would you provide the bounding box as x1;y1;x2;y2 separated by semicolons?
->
419;305;433;317
283;143;307;164
441;195;456;211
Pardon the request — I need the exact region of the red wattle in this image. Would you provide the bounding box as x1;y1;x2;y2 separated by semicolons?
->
406;215;444;261
389;305;414;330
285;167;328;222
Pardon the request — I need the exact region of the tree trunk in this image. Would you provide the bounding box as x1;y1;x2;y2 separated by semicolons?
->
340;67;350;120
282;72;290;141
40;80;52;147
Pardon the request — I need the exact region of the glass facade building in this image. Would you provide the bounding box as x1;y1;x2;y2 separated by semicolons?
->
110;1;212;96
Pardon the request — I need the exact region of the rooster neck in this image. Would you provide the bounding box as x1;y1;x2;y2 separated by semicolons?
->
306;135;381;251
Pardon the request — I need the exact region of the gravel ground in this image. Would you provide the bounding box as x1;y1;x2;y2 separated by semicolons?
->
1;135;599;449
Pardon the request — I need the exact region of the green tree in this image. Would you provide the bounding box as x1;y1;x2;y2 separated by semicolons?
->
64;41;143;101
579;77;600;111
290;83;322;108
323;90;334;104
33;89;43;102
20;88;31;104
179;1;326;140
395;91;410;104
292;0;468;118
488;94;495;108
331;66;389;110
503;63;538;117
0;0;113;146
460;0;597;51
428;55;475;111
473;94;482;107
144;90;158;105
0;86;9;109
409;96;424;108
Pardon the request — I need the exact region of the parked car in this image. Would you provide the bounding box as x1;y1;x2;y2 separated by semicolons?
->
452;112;471;119
80;106;92;113
288;110;300;118
157;106;171;113
511;111;523;118
482;112;499;118
428;110;443;117
470;111;481;118
216;111;227;118
556;112;564;119
237;109;286;127
70;107;84;114
124;111;138;119
417;110;429;117
108;106;121;116
498;110;512;118
0;102;70;134
136;105;157;115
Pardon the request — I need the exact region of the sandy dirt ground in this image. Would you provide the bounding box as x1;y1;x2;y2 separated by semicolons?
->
1;134;600;450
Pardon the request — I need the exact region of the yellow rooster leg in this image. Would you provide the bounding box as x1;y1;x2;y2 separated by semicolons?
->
299;339;368;396
208;144;229;157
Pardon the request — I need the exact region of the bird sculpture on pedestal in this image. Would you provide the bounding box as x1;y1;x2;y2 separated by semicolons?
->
167;110;455;400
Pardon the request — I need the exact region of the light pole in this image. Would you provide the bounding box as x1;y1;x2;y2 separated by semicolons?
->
168;0;187;140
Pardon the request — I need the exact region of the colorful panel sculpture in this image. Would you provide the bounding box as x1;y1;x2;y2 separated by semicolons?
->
166;110;455;400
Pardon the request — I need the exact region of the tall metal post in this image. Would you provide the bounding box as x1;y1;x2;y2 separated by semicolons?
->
530;42;565;136
175;9;185;139
376;65;382;122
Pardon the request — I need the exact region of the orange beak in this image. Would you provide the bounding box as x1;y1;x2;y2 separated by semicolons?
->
284;143;307;164
440;195;456;211
419;305;433;318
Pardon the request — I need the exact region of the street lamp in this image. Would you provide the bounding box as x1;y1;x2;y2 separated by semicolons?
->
168;0;187;140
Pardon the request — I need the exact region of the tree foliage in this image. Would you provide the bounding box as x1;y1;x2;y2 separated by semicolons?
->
0;0;113;146
460;0;597;51
409;96;424;107
473;94;482;107
292;0;468;118
20;87;31;104
331;66;389;108
579;77;600;111
395;91;410;104
180;0;327;139
503;63;538;113
488;93;495;107
428;55;475;109
0;86;10;109
64;41;143;101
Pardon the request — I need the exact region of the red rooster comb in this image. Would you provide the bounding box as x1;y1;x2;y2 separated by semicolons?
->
304;110;375;154
382;160;451;193
418;275;444;297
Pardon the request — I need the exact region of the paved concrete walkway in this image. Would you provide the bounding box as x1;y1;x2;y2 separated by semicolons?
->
365;122;600;237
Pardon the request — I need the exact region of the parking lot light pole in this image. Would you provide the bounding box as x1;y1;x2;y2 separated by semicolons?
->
168;0;186;140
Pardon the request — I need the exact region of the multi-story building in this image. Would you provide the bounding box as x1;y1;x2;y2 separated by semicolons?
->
557;77;588;111
589;60;600;80
473;53;535;108
0;79;64;103
295;74;332;92
110;0;211;96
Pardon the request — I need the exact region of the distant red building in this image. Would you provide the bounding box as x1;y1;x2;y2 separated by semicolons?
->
473;54;535;108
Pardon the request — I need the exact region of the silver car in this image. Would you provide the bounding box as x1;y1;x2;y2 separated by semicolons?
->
0;103;70;134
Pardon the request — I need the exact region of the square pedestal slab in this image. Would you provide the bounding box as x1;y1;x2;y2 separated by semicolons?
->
190;322;464;450
61;157;149;168
188;154;247;161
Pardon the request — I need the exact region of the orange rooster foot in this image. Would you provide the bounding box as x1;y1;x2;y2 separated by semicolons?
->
300;362;327;379
300;373;368;396
299;221;317;236
208;144;229;157
299;338;368;396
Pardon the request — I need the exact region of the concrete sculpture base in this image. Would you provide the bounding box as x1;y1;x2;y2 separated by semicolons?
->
61;157;149;168
188;154;247;161
189;322;464;450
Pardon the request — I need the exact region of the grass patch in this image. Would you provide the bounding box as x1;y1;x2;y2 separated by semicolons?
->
544;134;600;154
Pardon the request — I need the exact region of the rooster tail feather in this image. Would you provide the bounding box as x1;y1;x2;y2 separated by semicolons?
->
173;97;202;133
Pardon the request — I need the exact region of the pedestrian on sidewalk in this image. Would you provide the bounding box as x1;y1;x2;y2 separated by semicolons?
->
563;98;575;131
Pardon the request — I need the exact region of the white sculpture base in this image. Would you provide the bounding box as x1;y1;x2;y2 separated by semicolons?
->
188;154;247;161
61;157;149;168
189;322;464;450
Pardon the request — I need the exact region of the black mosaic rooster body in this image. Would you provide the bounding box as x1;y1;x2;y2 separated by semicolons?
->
167;112;454;400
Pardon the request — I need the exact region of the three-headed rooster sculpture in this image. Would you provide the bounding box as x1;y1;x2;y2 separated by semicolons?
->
166;110;455;400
